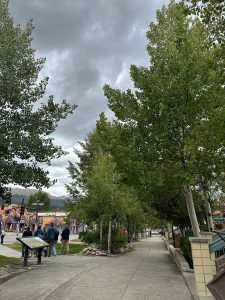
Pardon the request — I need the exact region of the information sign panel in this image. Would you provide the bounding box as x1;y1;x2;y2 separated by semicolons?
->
17;237;48;250
207;269;225;300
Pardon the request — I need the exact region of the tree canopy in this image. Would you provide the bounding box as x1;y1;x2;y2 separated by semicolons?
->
104;1;224;236
27;191;51;211
0;0;76;197
66;1;224;238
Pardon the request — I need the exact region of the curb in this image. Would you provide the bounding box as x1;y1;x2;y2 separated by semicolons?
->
163;238;199;300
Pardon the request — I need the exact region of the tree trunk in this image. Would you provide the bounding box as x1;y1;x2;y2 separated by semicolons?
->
81;219;84;232
100;219;103;247
108;218;112;254
134;222;137;240
172;223;175;247
182;184;200;237
203;192;214;232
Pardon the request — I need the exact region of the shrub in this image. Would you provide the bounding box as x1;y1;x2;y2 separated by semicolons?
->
111;230;127;251
100;229;127;252
78;231;86;241
180;235;193;269
79;231;99;244
79;228;128;252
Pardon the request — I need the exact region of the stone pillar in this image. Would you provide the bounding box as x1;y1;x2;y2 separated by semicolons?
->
190;237;216;297
200;232;213;240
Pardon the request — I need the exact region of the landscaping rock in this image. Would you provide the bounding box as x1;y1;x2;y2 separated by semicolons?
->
81;243;133;256
81;245;108;256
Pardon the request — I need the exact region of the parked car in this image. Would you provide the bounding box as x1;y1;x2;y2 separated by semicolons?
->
151;229;159;235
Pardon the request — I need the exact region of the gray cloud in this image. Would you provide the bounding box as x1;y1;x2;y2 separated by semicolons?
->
9;0;169;196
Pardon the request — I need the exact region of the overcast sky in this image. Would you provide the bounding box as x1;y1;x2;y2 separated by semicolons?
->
9;0;169;197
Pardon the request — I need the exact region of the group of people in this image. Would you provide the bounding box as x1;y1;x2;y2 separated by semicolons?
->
21;223;70;258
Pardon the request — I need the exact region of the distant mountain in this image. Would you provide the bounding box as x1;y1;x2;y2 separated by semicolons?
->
10;187;66;199
9;187;67;208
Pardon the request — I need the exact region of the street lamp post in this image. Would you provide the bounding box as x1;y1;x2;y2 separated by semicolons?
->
33;200;44;230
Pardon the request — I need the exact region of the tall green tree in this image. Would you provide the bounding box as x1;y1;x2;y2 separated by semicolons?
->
66;115;147;247
84;154;125;252
66;113;116;198
94;116;194;230
0;0;76;196
27;191;51;211
64;197;87;230
104;2;223;236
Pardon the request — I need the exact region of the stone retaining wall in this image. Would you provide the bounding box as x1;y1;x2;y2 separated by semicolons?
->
164;237;190;271
164;238;198;300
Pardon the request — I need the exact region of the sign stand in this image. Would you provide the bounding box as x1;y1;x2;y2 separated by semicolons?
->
17;237;49;267
24;246;29;267
37;249;42;265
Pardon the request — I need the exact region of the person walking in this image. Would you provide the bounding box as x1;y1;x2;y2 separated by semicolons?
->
0;228;5;244
22;226;33;258
42;227;48;257
46;223;55;257
34;225;44;239
34;225;44;257
52;226;59;256
59;225;70;255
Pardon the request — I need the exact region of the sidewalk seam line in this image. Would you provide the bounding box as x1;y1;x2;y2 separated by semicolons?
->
120;247;152;300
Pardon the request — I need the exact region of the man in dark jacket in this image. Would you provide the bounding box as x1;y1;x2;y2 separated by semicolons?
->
59;225;70;255
46;223;55;257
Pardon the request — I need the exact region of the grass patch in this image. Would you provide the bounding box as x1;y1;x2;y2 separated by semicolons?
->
70;238;82;243
56;243;86;254
6;243;86;255
0;255;20;267
6;243;21;251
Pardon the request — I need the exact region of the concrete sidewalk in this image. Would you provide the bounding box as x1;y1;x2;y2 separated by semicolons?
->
0;244;21;258
0;236;201;300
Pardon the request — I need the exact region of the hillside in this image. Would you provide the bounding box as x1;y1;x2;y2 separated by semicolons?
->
9;188;67;208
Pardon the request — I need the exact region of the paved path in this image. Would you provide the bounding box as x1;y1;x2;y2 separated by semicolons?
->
2;232;79;244
0;237;195;300
0;244;21;258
